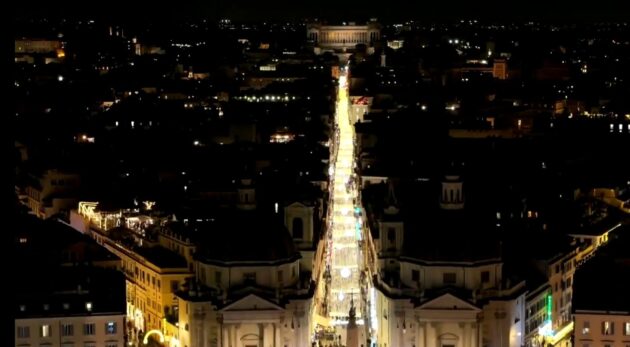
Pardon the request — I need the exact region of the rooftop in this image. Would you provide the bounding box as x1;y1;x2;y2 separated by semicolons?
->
135;246;188;269
195;209;300;264
573;229;630;313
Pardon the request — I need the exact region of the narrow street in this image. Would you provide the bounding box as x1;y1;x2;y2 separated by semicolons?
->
314;66;369;346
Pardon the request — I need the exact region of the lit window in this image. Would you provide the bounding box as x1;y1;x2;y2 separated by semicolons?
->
106;322;117;334
86;302;93;311
582;321;590;334
625;322;630;336
40;324;51;337
602;321;614;335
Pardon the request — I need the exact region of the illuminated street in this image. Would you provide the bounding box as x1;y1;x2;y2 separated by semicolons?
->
319;66;368;344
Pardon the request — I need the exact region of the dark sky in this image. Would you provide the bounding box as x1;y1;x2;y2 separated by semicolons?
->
15;0;629;22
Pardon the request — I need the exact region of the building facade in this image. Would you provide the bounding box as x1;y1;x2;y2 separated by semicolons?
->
72;202;193;347
307;21;380;54
363;177;526;347
25;169;81;219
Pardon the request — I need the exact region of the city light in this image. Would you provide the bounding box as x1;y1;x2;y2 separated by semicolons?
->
327;68;364;320
143;329;165;344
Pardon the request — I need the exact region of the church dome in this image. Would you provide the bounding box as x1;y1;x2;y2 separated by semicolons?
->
196;210;300;264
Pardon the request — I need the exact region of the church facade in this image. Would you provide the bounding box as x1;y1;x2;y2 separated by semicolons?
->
175;180;326;347
363;176;527;347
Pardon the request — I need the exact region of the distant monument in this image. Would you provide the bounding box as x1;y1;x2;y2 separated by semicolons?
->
346;296;359;347
306;20;380;61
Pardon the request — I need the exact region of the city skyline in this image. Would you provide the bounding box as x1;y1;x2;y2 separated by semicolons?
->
13;10;630;347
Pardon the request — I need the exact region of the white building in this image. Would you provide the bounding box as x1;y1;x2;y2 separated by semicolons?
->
363;177;526;347
307;21;380;55
175;182;325;347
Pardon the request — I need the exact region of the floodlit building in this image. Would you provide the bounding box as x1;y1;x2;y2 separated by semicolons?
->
71;201;193;346
307;21;381;55
363;177;526;347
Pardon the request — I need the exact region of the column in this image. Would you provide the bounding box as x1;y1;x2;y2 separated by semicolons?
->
427;323;437;347
263;323;272;347
274;323;280;347
463;323;470;347
222;324;229;347
260;323;265;347
472;323;479;347
230;324;235;347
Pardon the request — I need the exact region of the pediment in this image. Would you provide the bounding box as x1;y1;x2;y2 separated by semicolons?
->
417;293;480;312
221;294;284;312
286;201;308;209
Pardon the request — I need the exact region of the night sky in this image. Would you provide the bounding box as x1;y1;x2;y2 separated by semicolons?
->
15;0;629;22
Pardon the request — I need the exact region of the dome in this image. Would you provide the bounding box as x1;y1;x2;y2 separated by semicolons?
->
196;210;300;264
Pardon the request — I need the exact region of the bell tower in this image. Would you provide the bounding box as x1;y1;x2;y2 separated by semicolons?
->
440;175;464;210
237;178;256;210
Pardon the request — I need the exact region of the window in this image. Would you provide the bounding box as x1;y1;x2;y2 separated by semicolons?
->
411;270;419;282
62;323;74;336
157;279;161;288
185;323;189;331
41;324;51;337
443;273;456;285
481;271;490;283
582;321;590;334
85;302;93;311
243;272;256;284
583;344;589;347
292;218;304;239
278;270;284;283
555;265;560;273
106;344;118;347
215;271;222;285
106;322;117;334
84;323;96;335
387;228;396;242
625;322;630;336
602;321;614;335
17;326;30;338
171;280;179;292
